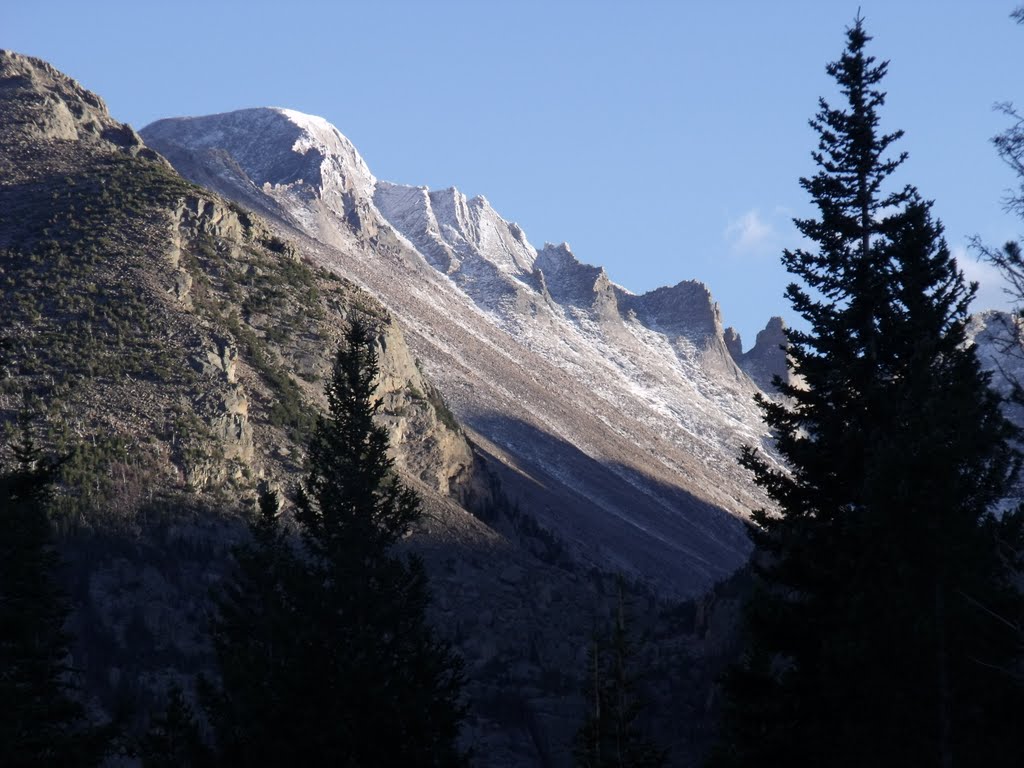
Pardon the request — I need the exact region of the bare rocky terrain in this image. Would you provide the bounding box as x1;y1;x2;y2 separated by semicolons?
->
1;51;761;766
142;107;797;597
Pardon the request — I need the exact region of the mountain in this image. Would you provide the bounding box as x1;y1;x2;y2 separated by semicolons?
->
4;51;762;766
10;50;1024;768
0;55;473;499
143;107;788;596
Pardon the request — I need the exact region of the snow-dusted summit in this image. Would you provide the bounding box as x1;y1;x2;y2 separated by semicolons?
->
142;108;379;244
142;108;789;595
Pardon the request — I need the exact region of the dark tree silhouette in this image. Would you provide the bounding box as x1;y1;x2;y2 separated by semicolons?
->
574;586;667;768
201;486;302;765
290;319;467;766
139;685;211;768
205;320;467;766
0;410;109;767
712;16;1024;768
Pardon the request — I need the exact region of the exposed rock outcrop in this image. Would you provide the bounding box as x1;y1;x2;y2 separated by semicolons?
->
535;243;617;315
143;108;379;246
142;106;777;600
0;50;162;163
739;316;790;392
373;321;474;496
723;326;743;361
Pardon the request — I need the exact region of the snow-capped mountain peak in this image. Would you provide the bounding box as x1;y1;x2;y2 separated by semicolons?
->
142;107;789;595
143;107;379;244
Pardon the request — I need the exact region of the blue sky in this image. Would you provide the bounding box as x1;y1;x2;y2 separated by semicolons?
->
4;1;1022;346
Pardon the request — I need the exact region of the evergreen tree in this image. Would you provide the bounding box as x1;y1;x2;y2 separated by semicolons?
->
0;410;108;767
139;685;211;768
574;586;667;768
713;17;1024;768
575;632;608;768
201;485;303;764
205;320;467;766
290;318;467;766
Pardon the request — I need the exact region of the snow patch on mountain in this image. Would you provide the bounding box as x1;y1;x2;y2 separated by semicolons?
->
142;106;784;594
276;107;376;191
143;108;379;245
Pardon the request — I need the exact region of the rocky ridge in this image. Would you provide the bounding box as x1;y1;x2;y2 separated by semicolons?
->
730;315;792;393
2;51;750;767
143;108;790;597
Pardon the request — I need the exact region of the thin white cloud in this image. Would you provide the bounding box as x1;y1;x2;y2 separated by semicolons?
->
724;208;776;254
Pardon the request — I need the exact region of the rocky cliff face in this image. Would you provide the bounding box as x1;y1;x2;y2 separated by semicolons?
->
2;52;132;146
728;315;791;393
4;51;762;767
0;46;524;753
0;57;483;493
141;107;380;247
143;107;783;599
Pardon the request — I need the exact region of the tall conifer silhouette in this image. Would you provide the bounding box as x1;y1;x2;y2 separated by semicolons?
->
206;320;467;766
712;17;1024;768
